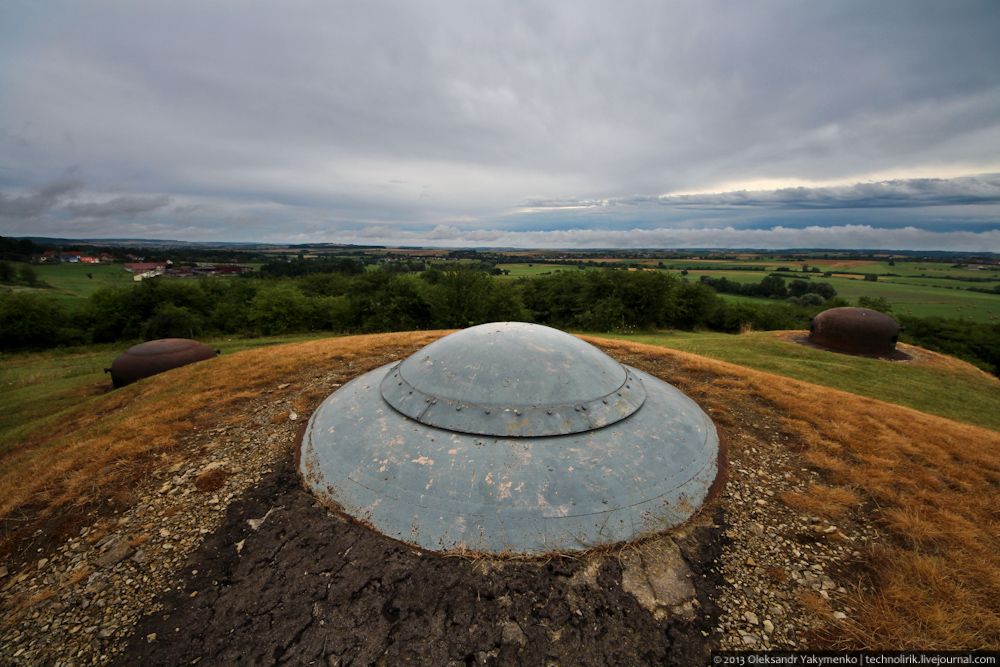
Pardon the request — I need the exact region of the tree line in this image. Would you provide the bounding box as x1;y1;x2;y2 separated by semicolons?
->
0;267;817;345
1;265;997;375
699;274;837;305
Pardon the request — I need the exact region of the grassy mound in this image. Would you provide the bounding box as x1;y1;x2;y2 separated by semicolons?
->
2;331;998;648
603;330;1000;431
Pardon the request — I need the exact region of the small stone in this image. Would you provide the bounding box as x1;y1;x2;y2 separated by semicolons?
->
146;632;157;643
37;558;49;569
833;611;848;620
500;620;527;647
235;539;245;554
289;411;299;422
247;506;283;531
763;619;774;634
277;383;290;389
744;611;759;625
751;523;765;536
94;539;134;568
755;499;767;506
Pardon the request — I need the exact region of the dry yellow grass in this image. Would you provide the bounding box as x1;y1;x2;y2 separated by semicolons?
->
2;331;998;648
587;336;1000;649
780;484;862;520
0;331;443;558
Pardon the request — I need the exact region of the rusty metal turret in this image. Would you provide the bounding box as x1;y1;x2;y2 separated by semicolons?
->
809;307;901;356
107;338;218;388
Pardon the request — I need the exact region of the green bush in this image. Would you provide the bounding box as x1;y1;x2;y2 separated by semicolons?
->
857;296;892;313
0;292;84;349
899;316;1000;375
250;283;314;335
143;303;203;339
356;273;433;332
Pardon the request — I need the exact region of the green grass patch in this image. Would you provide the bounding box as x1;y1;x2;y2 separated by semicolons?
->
0;331;337;454
599;330;1000;431
680;269;1000;322
9;262;135;306
497;263;575;277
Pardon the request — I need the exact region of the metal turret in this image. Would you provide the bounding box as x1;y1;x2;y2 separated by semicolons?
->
300;322;720;554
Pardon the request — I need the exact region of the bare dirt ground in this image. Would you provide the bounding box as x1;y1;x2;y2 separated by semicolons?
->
2;333;996;664
117;459;724;667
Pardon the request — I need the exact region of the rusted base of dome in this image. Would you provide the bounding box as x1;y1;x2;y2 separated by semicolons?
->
789;333;912;361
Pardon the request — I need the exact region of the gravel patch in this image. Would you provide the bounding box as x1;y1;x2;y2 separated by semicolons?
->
710;409;880;650
0;371;338;665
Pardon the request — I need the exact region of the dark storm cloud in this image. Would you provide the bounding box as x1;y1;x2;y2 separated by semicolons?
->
66;195;171;219
0;178;82;219
0;1;999;248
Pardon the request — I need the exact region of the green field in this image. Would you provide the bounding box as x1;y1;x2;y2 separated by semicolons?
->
496;261;1000;323
0;332;333;454
599;330;1000;431
687;269;999;321
498;263;577;277
4;262;134;306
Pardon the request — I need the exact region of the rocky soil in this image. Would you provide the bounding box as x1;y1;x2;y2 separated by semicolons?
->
0;371;330;665
709;413;879;650
0;348;880;665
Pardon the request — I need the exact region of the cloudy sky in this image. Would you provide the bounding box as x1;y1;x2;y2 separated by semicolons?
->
1;1;999;250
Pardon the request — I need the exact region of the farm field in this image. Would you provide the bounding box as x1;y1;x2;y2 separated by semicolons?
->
689;269;999;321
497;262;575;277
4;262;133;305
500;257;1000;279
498;261;1000;322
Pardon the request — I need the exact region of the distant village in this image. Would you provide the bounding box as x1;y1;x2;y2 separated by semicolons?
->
36;249;251;281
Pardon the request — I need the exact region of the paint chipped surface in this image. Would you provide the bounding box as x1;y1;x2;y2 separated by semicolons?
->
301;360;718;554
379;322;646;438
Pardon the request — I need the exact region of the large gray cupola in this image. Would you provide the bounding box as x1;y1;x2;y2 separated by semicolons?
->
300;322;719;554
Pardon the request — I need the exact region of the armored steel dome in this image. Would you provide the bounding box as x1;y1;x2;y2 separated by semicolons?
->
108;338;217;388
809;307;901;356
301;322;719;554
